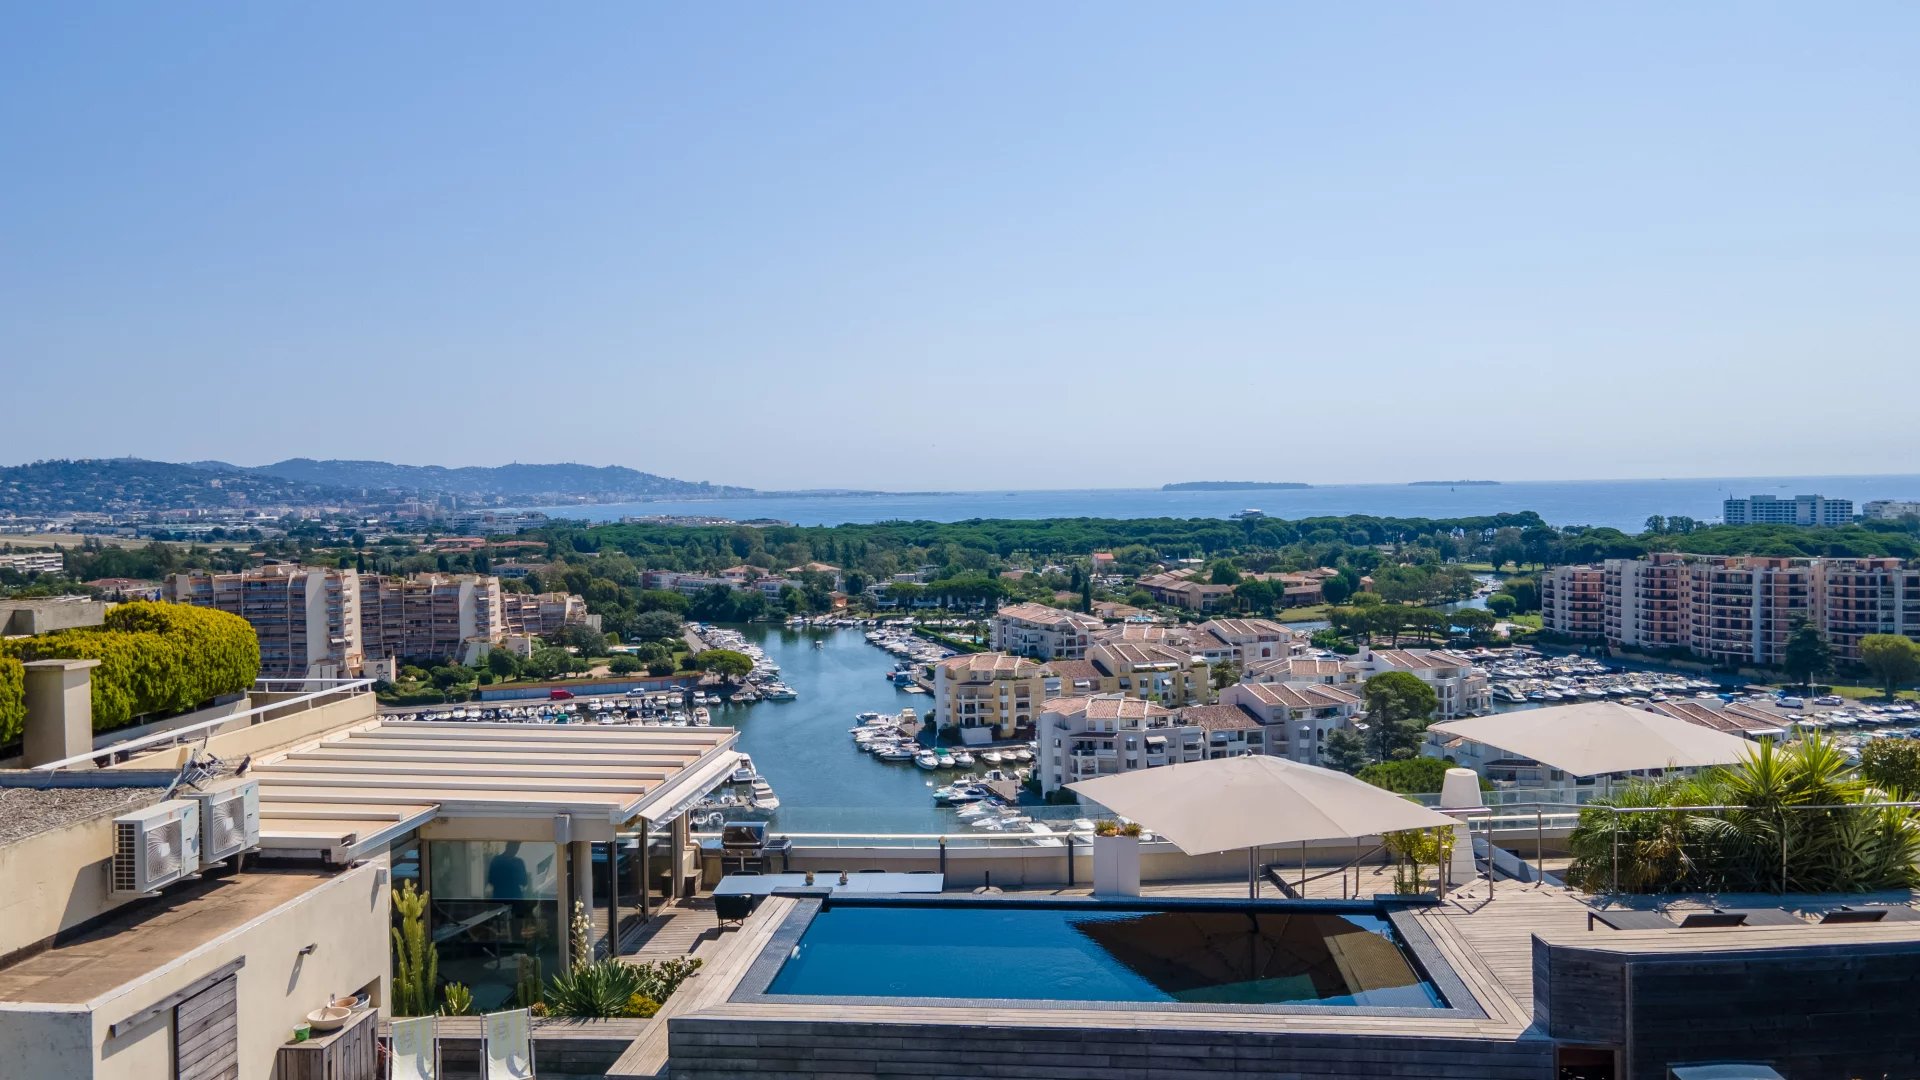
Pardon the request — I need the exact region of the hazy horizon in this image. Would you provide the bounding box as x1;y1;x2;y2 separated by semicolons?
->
5;4;1916;490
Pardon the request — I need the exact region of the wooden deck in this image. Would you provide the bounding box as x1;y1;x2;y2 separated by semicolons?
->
605;896;794;1079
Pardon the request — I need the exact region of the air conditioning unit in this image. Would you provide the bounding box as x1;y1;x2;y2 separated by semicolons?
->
186;778;261;863
111;800;201;897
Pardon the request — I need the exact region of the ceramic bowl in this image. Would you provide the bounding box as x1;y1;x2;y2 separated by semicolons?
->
306;1006;351;1033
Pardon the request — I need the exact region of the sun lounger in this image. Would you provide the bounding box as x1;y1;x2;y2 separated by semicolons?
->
1821;904;1920;924
481;1008;536;1080
1710;907;1805;927
1587;909;1675;931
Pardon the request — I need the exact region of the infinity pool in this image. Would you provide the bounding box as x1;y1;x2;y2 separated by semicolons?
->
762;900;1447;1009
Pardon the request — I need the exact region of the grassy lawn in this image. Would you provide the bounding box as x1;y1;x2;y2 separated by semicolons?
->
1506;613;1544;629
1274;603;1331;623
1826;684;1920;703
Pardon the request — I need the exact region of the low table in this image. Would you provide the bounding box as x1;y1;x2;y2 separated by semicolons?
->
712;872;944;897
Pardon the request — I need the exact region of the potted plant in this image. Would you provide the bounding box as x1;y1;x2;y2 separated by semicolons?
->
1091;819;1142;897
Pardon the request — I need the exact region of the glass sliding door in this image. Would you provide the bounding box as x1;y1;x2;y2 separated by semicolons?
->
427;840;561;1011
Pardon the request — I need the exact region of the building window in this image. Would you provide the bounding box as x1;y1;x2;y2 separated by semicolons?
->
428;840;562;1011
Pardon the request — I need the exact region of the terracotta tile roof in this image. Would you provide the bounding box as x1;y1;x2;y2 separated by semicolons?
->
1247;657;1360;679
1368;648;1474;671
1235;682;1362;710
994;602;1101;628
1093;642;1198;668
939;652;1043;677
1180;704;1263;732
1047;659;1100;683
1041;695;1171;721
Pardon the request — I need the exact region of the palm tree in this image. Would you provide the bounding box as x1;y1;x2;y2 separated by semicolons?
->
1566;736;1920;894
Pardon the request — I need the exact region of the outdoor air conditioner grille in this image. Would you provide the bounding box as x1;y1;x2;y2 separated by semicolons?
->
112;820;139;893
148;818;184;879
210;798;246;855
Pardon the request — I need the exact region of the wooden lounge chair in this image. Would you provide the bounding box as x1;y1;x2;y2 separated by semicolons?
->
1587;909;1675;931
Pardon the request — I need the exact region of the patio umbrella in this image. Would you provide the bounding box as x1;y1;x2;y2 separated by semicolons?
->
1068;756;1459;897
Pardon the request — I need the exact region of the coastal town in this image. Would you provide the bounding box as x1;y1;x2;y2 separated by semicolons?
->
7;5;1920;1074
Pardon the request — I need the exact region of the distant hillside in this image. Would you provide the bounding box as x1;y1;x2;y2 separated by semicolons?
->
238;459;753;503
1161;481;1311;492
0;457;753;515
0;458;352;514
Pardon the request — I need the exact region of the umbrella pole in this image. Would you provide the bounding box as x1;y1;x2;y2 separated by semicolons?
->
1248;847;1257;900
1299;839;1307;894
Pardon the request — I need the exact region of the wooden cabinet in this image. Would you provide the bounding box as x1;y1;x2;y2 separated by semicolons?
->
273;1008;378;1080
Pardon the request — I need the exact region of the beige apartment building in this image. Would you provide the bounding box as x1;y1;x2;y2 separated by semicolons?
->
1084;642;1212;708
167;565;365;680
1539;564;1606;640
170;568;597;675
1036;696;1274;795
1360;648;1492;718
932;652;1050;743
988;602;1103;660
1216;680;1363;767
1560;554;1920;667
359;572;507;665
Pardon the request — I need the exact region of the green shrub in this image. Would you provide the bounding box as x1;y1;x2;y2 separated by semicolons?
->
0;656;24;745
0;602;259;733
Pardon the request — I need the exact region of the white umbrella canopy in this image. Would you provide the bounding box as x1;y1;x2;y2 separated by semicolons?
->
1068;755;1459;856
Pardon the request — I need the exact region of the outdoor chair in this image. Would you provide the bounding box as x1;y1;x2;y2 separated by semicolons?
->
388;1015;438;1080
481;1007;537;1080
856;868;885;874
714;892;755;928
1821;905;1920;924
1711;907;1804;927
1586;909;1675;931
1674;911;1748;928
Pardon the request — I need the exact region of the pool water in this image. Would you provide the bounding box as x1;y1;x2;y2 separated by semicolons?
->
764;902;1446;1009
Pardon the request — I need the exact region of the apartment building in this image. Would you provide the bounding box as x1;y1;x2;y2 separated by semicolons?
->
1539;564;1607;640
1603;552;1690;650
501;590;599;638
167;565;365;679
1085;641;1212;707
932;652;1050;743
1242;656;1363;686
1864;499;1920;521
989;602;1103;660
1578;553;1920;666
359;572;505;665
0;550;64;575
1819;558;1920;662
1190;618;1305;665
1037;695;1276;795
1134;571;1235;613
1216;681;1362;766
1722;493;1853;526
169;568;596;675
1038;695;1198;793
1360;648;1492;718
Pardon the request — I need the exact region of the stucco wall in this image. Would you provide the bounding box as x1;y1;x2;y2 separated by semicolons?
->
0;1006;92;1079
86;855;392;1080
0;814;122;955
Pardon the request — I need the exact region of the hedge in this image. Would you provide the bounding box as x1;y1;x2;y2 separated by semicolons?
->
0;602;260;736
0;656;24;746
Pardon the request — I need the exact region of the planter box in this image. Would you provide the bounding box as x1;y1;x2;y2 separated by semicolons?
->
1091;834;1141;897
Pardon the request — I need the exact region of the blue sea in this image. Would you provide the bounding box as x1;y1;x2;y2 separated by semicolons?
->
536;475;1920;532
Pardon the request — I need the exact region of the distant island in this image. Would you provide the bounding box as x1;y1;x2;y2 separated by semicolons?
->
1410;480;1501;486
1162;481;1311;492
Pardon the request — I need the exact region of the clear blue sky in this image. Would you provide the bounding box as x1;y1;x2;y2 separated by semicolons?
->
3;4;1915;491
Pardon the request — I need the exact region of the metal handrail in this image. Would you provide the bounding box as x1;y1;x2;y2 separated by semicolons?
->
31;677;375;772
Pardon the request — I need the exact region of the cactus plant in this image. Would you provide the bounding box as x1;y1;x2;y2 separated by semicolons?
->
440;982;474;1016
390;880;438;1016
